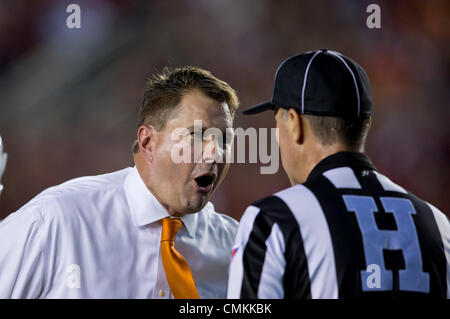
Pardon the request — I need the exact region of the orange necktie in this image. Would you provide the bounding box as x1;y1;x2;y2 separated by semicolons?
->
160;217;200;299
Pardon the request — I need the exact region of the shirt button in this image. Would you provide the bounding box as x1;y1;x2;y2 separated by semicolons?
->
159;290;165;297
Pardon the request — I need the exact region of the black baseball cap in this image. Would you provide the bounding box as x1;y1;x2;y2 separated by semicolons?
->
243;49;372;118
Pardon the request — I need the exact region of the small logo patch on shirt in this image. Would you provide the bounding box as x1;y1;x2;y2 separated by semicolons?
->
231;246;239;258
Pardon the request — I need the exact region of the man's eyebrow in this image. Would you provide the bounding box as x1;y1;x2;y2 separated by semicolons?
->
186;125;221;130
186;125;207;131
186;126;228;133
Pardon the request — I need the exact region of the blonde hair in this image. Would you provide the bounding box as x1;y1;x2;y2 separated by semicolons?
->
132;66;239;153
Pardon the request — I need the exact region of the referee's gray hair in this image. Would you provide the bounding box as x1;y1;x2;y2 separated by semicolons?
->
278;108;371;147
304;114;371;147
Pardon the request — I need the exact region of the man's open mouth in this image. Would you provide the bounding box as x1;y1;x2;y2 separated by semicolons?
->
194;173;216;192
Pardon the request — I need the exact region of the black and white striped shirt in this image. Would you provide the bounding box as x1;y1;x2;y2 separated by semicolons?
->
227;152;449;298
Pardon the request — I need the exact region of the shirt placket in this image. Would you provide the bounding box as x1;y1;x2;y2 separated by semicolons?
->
152;226;172;299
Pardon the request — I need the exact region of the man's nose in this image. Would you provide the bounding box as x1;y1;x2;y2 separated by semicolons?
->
203;138;223;164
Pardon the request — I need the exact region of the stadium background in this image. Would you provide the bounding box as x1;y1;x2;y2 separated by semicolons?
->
0;0;448;220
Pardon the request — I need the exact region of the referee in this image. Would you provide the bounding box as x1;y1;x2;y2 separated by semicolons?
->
227;49;449;299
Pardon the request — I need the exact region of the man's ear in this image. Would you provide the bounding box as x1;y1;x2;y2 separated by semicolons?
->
287;108;302;144
137;125;157;162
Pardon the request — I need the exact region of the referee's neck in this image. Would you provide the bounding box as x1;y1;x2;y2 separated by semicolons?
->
290;142;363;185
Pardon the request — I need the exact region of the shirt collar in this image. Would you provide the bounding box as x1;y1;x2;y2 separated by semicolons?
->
123;166;212;237
306;151;376;182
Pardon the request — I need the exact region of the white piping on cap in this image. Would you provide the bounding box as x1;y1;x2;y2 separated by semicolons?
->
301;50;322;114
328;50;361;117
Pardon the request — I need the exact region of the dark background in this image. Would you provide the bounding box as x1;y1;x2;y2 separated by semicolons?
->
0;0;448;220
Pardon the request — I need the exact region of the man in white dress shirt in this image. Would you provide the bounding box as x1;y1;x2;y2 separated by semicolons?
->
0;66;239;298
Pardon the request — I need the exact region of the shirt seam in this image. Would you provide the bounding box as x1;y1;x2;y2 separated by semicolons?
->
35;207;47;298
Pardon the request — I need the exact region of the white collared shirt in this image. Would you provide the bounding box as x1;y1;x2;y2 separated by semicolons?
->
0;167;238;298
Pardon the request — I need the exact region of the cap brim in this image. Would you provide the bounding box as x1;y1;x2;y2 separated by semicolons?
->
242;101;275;115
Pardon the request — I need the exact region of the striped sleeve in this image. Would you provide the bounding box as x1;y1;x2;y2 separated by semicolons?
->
227;205;262;298
227;196;310;299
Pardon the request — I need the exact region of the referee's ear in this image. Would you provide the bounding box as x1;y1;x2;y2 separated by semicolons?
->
137;125;158;163
287;108;303;145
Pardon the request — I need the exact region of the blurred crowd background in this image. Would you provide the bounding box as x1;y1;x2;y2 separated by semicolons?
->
0;0;448;220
